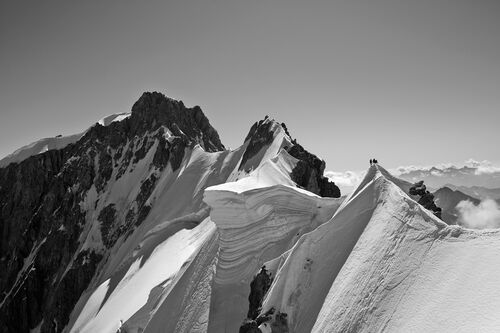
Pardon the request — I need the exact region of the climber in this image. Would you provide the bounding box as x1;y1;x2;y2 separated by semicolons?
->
370;159;373;166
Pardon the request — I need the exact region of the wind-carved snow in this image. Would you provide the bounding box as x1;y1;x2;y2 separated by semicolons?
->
203;149;343;332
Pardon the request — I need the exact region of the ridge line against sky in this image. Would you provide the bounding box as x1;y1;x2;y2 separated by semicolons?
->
326;159;500;191
1;0;499;171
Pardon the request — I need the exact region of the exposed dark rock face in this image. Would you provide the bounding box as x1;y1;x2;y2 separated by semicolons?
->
239;119;275;171
239;320;262;333
239;264;293;333
0;92;224;333
99;204;119;248
241;309;289;333
286;143;340;198
129;92;224;153
409;181;442;219
247;266;273;320
0;149;99;332
239;118;340;198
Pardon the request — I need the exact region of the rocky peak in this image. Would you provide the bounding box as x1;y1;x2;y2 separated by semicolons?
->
239;117;283;170
409;180;442;219
240;116;341;198
282;124;340;198
129;91;224;152
0;92;227;333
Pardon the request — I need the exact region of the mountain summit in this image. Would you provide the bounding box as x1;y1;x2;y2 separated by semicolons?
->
0;93;340;333
1;93;499;333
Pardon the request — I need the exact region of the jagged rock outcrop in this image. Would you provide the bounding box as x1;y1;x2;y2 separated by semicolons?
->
281;122;340;198
286;143;340;198
240;118;340;198
409;180;442;219
129;92;224;153
247;266;273;319
239;320;262;333
240;264;280;333
239;118;276;172
0;92;224;333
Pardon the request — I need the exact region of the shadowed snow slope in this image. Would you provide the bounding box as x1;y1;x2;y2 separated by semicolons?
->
258;165;500;333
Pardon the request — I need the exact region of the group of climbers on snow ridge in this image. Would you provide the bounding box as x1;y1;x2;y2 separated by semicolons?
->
370;158;378;165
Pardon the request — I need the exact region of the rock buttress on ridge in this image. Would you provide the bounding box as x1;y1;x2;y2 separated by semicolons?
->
286;142;340;198
239;118;341;198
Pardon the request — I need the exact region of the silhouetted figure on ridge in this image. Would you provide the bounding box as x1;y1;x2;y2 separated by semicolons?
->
370;159;373;166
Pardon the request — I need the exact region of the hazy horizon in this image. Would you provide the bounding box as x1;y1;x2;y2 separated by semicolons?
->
1;0;499;172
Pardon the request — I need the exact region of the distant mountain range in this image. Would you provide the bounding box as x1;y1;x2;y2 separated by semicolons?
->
398;165;500;189
433;187;480;225
444;184;500;201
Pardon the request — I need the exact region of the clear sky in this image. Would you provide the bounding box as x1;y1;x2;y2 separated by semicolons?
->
1;0;499;172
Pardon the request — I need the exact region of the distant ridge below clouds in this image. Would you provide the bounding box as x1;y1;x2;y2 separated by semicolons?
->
445;184;500;201
324;170;365;195
396;159;500;189
326;159;500;195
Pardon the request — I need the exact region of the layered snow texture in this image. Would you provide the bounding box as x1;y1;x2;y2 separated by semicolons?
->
204;151;342;332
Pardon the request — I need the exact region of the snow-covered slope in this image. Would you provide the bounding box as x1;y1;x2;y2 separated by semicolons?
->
204;150;342;332
0;132;84;168
59;108;343;333
257;165;500;332
4;92;498;333
0;112;131;168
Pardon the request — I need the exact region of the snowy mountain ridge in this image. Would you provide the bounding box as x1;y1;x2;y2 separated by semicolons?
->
1;92;499;333
0;113;131;168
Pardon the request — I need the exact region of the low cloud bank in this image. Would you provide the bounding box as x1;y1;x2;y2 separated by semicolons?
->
325;170;364;195
393;159;500;176
324;171;362;187
465;159;500;175
456;199;500;229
